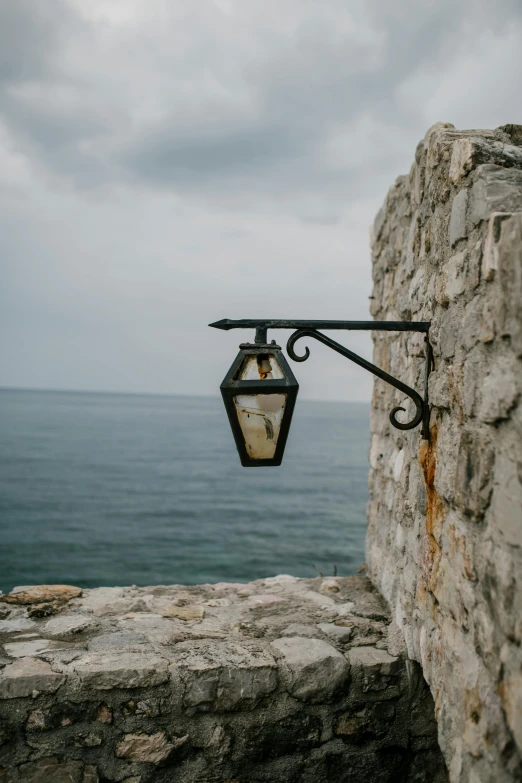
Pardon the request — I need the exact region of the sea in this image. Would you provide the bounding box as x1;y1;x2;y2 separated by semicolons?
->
0;389;370;594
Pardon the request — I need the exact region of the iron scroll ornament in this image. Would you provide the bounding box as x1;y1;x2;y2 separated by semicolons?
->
210;319;433;439
286;328;425;431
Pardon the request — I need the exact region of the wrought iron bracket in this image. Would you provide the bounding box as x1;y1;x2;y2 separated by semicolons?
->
210;319;433;439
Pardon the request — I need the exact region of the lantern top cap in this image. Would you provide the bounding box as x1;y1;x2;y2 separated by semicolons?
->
238;341;281;352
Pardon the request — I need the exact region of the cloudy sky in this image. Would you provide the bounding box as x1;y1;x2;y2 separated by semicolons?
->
1;0;521;401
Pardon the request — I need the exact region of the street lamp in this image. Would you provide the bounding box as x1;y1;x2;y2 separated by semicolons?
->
210;319;433;467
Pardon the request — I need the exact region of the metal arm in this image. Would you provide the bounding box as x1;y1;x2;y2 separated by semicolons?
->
209;319;433;439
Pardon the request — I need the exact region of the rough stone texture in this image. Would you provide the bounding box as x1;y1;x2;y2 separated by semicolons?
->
367;123;522;783
0;577;447;782
3;587;83;606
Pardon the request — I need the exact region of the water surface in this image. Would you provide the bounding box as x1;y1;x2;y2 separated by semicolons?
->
0;389;369;593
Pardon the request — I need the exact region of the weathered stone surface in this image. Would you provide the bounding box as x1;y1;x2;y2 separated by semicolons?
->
317;623;353;643
0;618;36;634
0;657;65;698
449;136;522;185
368;123;522;783
2;585;82;605
72;651;169;689
116;731;186;763
349;646;400;675
87;631;147;651
469;164;522;225
449;188;468;247
270;636;349;703
162;604;205;620
497;213;522;355
19;757;84;783
42;614;98;639
3;639;76;658
83;766;99;783
176;640;278;711
482;212;512;281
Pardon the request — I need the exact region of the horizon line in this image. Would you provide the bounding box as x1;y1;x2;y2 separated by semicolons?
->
0;385;371;406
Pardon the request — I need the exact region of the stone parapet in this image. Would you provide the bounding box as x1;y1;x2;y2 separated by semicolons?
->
367;123;522;782
0;578;447;782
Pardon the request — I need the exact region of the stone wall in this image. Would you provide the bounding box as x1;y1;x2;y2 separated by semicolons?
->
0;578;447;782
367;123;522;783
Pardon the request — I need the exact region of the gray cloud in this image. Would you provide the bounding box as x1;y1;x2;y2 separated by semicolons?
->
1;1;518;196
1;0;521;399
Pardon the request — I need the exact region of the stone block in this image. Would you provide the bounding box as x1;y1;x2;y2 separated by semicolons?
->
42;614;98;639
497;213;522;356
348;646;401;676
71;651;169;689
482;212;512;282
87;631;147;651
0;657;65;698
317;623;353;643
4;639;76;658
469;165;522;225
282;624;319;637
115;731;187;764
445;250;468;300
0;618;36;634
162;605;205;620
449;189;468;247
449;137;522;185
489;437;522;548
83;767;99;783
500;643;522;752
429;372;450;410
461;348;485;418
449;139;475;184
455;429;495;517
19;758;85;783
439;320;457;359
478;356;518;423
176;641;278;711
2;585;82;605
270;636;349;703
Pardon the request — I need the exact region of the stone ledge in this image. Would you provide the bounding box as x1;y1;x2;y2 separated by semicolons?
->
0;576;447;782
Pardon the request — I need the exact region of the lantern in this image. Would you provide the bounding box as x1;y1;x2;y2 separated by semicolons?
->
220;341;299;467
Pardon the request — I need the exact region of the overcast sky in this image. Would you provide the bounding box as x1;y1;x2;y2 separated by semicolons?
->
1;0;521;401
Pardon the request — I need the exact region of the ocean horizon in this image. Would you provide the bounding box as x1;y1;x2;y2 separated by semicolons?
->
0;388;370;594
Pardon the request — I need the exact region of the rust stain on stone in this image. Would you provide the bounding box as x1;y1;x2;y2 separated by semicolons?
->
419;424;446;599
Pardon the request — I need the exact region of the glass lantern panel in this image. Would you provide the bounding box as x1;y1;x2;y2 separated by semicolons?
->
233;393;287;459
237;354;285;381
